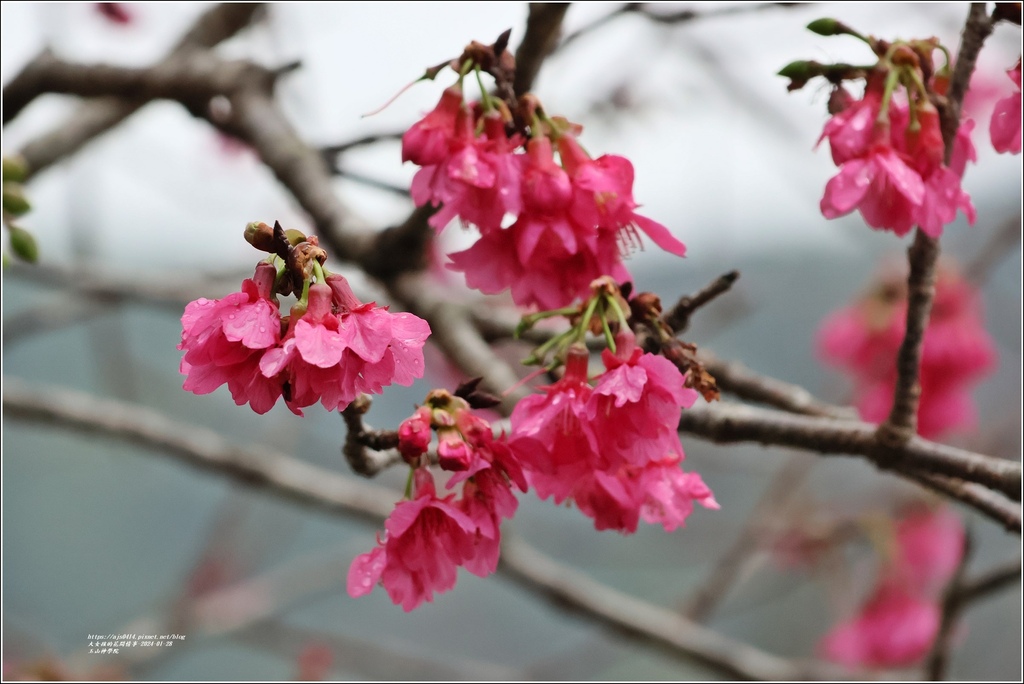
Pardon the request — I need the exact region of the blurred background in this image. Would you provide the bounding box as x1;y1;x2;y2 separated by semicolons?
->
2;2;1020;680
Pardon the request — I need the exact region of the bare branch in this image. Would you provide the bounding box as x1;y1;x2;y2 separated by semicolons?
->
677;401;1022;507
699;351;857;420
662;270;739;335
906;473;1022;534
340;395;403;477
925;529;975;680
954;558;1022;604
11;3;263;180
513;3;571;96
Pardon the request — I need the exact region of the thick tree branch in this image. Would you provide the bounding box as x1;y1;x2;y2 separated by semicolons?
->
677;401;1021;507
513;4;570;96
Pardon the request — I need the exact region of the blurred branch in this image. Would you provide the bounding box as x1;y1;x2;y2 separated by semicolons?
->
5;378;876;681
698;352;857;420
9;3;263;180
558;2;789;51
907;473;1022;534
964;213;1022;285
682;454;815;621
2;377;398;525
513;3;570;96
925;529;975;680
498;531;877;681
953;557;1022;604
677;401;1022;507
879;3;994;445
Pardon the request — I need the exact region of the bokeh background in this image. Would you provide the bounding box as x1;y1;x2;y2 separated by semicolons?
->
2;2;1021;680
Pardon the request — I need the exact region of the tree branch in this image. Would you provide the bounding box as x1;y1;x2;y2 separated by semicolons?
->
677;401;1022;508
878;3;994;445
9;3;263;180
513;3;570;96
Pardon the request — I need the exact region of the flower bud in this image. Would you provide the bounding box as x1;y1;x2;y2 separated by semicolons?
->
398;406;433;464
8;224;38;263
437;429;472;471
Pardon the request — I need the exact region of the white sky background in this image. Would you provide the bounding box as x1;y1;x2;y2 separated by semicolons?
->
1;2;1020;277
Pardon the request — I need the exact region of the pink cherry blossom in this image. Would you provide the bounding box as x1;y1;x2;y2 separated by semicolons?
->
558;135;687;258
820;143;924;237
347;470;479;612
178;263;284;414
402;86;463;167
990;59;1022;155
818;88;883;165
259;277;430;414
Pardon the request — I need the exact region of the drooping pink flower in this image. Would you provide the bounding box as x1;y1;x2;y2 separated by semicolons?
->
820;142;925;237
410;107;521;233
817;264;995;439
820;581;940;668
818;83;976;238
510;339;716;534
178;263;284;414
402;86;464;167
347;470;479;612
508;347;601;503
558;135;687;258
990;59;1022;155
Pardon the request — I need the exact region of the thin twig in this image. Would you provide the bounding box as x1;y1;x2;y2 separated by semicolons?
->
340;395;402;477
953;558;1022;604
906;472;1023;534
662;270;739;335
699;351;857;420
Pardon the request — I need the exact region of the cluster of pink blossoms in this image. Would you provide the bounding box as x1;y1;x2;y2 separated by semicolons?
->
820;505;965;668
817;263;996;439
179;227;431;415
990;58;1022;155
509;336;718;533
818;73;977;238
348;389;526;611
403;86;686;310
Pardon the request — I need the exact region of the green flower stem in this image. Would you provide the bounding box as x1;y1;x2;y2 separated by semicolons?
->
877;68;901;126
404;466;415;499
474;67;494;112
312;260;326;284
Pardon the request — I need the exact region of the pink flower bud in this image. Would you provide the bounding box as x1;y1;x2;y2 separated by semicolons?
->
437;430;473;471
398;406;433;463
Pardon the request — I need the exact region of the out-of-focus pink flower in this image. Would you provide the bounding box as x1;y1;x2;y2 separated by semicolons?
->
820;505;964;669
820;581;940;668
817;264;995;439
179;263;284;414
990;59;1022;155
402;86;464;166
888;505;966;594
